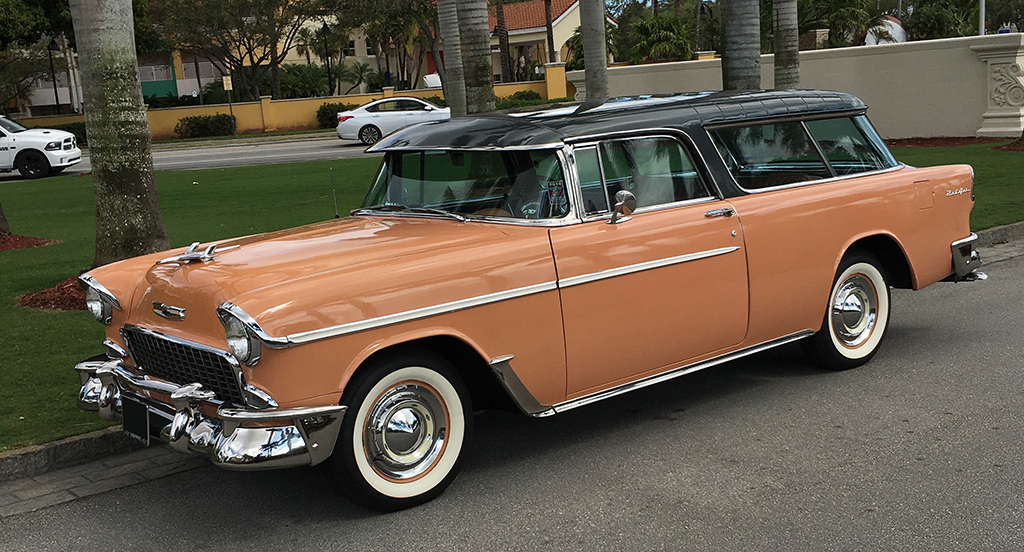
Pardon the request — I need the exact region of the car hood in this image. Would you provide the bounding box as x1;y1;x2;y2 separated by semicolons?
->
117;216;555;344
13;128;75;142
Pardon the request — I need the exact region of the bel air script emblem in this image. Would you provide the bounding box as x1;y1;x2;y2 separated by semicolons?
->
153;302;186;320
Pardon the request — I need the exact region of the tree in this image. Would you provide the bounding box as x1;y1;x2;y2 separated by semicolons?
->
628;15;692;64
457;0;496;114
579;0;609;100
338;61;376;94
721;0;761;90
150;0;320;101
69;0;169;266
437;0;467;116
773;0;798;88
544;0;556;62
493;0;514;82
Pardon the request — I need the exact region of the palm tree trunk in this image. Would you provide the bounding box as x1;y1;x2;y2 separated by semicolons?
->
457;0;496;114
773;0;799;88
437;0;467;117
579;0;608;100
721;0;761;90
271;43;282;99
68;0;169;267
0;203;10;235
652;0;659;16
544;0;556;62
495;0;513;83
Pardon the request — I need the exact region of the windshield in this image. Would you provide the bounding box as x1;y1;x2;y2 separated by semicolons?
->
359;149;570;220
0;117;27;134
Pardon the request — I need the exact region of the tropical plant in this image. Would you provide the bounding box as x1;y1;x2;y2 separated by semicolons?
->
628;15;692;64
338;61;377;95
565;22;618;71
902;0;978;39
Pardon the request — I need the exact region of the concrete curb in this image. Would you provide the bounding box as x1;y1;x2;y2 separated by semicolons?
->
975;220;1024;248
2;221;1021;483
0;427;142;483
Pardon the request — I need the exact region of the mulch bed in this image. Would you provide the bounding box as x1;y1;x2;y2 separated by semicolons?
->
0;234;58;251
885;137;1007;148
17;274;86;311
992;140;1024;152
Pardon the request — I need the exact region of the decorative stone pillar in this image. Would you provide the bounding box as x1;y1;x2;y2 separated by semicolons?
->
972;35;1024;137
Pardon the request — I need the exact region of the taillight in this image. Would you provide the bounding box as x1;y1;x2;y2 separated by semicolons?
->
337;115;353;122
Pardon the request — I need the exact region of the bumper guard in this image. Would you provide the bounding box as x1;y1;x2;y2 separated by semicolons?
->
950;233;987;282
75;357;346;470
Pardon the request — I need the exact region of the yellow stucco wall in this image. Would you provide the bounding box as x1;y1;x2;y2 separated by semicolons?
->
18;69;569;140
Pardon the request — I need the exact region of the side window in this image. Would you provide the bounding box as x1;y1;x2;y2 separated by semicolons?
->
710;122;831;189
576;137;710;215
804;117;895;175
397;100;428;111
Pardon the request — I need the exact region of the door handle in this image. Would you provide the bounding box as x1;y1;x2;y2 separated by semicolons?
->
704;207;735;218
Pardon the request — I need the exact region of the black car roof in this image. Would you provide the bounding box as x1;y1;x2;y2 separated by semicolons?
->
368;89;867;151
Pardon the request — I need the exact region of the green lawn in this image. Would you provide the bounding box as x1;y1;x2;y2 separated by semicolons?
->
0;142;1021;452
890;142;1024;231
0;157;382;451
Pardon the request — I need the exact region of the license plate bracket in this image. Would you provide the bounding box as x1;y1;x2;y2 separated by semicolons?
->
121;394;151;446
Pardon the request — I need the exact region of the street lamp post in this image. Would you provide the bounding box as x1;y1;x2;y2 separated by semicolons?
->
321;23;333;96
47;38;61;115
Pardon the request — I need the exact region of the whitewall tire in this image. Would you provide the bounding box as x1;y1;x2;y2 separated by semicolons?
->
331;349;471;510
803;254;891;370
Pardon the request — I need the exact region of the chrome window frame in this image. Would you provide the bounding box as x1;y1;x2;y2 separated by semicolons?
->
566;130;724;223
706;112;906;195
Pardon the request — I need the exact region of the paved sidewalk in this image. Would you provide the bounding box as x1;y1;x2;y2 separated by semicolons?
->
0;446;204;518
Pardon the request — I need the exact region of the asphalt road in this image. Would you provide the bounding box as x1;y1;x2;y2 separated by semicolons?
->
1;255;1022;551
0;137;377;182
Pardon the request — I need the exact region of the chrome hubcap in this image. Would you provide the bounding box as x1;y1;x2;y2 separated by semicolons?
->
365;383;446;480
831;274;877;347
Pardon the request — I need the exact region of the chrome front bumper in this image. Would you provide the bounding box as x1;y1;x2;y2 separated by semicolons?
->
75;356;346;470
951;233;987;282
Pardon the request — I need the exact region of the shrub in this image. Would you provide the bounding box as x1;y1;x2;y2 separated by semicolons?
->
508;89;542;102
173;114;236;139
50;122;88;147
495;96;573;110
316;102;360;129
422;95;447;108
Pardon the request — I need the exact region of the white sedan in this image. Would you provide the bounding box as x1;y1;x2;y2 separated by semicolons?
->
337;97;450;145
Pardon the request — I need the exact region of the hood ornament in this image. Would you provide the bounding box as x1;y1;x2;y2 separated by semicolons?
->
156;242;239;265
153;302;186;320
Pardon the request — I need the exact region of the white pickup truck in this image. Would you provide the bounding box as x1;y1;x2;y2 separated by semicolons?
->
0;115;82;179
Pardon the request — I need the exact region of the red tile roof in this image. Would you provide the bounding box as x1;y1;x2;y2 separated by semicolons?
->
489;0;577;33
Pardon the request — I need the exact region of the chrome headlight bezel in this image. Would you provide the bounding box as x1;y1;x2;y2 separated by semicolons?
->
78;274;122;325
217;304;262;366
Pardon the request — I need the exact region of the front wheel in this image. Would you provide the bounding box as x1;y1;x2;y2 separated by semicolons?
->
15;151;50;179
330;349;472;511
802;253;891;370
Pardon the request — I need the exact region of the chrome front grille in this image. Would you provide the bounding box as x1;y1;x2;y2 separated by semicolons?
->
121;326;245;405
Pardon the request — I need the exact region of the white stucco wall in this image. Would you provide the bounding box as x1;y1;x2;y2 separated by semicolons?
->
567;33;1024;138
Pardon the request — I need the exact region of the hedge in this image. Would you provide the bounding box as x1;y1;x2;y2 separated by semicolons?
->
50;122;88;147
495;96;573;110
316;102;361;129
173;114;236;139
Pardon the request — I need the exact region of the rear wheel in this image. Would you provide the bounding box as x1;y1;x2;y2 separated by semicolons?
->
358;125;382;145
330;349;472;511
803;253;890;370
15;151;50;179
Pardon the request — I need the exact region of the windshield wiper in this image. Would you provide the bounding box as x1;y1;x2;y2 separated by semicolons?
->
351;204;467;223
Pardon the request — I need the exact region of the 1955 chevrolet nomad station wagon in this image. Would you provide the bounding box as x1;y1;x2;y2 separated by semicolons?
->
75;90;985;510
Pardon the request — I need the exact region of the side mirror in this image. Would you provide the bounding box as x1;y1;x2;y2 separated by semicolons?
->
608;190;636;224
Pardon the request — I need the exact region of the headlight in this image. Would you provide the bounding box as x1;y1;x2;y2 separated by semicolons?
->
45;141;61;151
78;274;121;325
218;305;261;366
